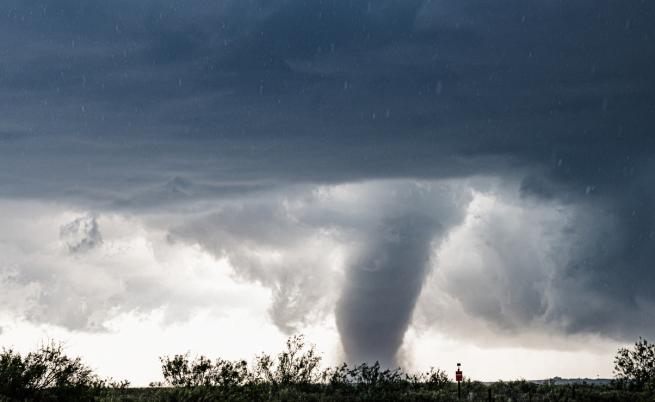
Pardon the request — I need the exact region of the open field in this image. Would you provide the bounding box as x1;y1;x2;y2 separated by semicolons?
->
87;381;655;402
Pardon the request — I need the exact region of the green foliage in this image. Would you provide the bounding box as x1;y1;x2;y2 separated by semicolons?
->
614;337;655;391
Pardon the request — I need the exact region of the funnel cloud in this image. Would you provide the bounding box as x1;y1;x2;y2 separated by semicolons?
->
337;213;440;366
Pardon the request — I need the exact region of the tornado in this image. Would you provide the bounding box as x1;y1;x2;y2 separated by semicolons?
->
335;212;443;367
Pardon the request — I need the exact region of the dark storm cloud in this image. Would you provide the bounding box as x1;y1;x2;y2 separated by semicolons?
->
1;0;654;360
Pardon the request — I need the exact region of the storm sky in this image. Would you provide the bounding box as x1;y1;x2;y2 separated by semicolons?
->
1;0;654;384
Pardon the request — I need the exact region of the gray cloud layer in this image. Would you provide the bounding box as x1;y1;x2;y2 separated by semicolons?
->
0;0;654;364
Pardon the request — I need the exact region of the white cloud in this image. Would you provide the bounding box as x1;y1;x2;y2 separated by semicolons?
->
415;189;571;338
0;200;269;331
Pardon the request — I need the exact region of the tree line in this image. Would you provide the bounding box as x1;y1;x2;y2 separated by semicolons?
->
0;335;653;401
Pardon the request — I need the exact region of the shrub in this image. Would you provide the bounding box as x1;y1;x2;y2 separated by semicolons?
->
156;354;249;388
0;341;108;400
423;368;450;391
254;334;321;386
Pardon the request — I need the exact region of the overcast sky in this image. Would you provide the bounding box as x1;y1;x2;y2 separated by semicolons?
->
1;0;654;384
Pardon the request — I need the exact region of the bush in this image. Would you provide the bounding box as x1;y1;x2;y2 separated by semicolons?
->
156;354;249;388
0;341;111;400
254;334;322;386
423;368;450;391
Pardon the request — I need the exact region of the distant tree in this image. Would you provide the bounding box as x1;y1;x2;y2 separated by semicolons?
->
614;337;655;391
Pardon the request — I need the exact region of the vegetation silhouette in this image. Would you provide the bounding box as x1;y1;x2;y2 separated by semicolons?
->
613;337;655;392
0;335;654;401
0;341;127;401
